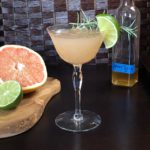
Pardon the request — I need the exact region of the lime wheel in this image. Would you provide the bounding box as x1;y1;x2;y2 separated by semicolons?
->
96;14;120;49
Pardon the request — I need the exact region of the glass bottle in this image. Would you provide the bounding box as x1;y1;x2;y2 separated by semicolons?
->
112;0;141;87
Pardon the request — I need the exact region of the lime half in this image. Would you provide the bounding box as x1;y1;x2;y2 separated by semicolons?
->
96;14;120;49
0;80;23;110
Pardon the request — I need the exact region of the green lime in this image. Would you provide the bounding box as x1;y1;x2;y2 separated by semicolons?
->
0;80;23;110
96;14;120;49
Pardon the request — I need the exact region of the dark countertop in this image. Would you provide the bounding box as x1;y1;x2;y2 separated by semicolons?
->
0;64;150;150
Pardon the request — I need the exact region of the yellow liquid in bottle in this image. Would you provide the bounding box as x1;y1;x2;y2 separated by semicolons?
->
112;69;138;87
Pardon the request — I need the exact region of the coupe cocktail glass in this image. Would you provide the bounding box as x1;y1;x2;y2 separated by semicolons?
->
47;24;103;132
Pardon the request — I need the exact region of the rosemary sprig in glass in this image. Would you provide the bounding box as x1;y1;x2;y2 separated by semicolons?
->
70;10;137;38
120;19;137;39
70;10;98;30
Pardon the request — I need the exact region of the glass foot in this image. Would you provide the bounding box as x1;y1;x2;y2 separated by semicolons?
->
55;110;101;132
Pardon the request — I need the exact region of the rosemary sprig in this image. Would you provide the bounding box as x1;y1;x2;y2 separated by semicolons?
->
121;26;137;38
69;9;98;30
70;10;137;39
120;19;137;39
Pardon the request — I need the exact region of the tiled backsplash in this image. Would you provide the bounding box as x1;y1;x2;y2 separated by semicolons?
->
0;0;150;65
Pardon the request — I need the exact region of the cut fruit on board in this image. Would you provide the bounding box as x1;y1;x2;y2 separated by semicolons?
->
0;77;61;138
0;80;23;110
0;45;48;93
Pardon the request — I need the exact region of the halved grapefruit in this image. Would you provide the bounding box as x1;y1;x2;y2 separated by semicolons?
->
0;45;48;93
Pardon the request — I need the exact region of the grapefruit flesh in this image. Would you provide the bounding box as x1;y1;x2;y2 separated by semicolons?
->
0;45;47;93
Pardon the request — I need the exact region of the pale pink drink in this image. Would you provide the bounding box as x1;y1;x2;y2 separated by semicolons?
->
48;28;103;65
47;24;103;132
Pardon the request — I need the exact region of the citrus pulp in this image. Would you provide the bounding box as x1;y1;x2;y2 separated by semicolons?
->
0;80;23;110
96;14;120;49
0;45;47;93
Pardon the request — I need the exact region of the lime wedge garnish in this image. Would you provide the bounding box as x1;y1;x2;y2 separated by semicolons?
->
96;14;120;49
0;80;23;110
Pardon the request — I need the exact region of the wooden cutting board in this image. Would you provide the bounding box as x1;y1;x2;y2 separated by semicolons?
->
0;77;61;138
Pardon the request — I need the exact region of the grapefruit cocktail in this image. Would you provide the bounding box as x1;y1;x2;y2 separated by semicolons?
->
47;9;136;132
47;24;103;132
48;26;103;65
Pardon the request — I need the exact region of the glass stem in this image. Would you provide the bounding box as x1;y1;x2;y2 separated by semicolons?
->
72;65;83;121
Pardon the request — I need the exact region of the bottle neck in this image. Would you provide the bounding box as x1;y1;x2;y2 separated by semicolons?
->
120;0;134;6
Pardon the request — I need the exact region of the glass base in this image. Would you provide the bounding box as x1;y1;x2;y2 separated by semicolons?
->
55;110;101;132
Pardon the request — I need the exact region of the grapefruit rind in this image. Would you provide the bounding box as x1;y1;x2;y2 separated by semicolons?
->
0;45;48;93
